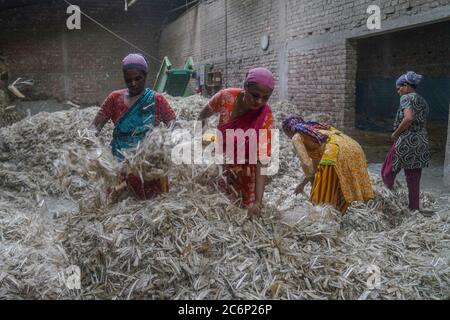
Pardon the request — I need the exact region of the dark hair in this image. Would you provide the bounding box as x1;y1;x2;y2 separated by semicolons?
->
244;81;261;88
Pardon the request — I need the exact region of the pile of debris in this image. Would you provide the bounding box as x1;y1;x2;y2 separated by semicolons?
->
0;94;448;300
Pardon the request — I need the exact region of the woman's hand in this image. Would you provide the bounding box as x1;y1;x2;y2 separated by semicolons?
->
107;181;128;204
295;177;313;195
247;201;263;220
392;108;414;141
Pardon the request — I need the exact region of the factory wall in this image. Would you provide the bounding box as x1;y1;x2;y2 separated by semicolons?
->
160;0;450;128
0;0;167;105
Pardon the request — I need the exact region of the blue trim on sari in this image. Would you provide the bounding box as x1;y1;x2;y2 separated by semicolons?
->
111;88;156;160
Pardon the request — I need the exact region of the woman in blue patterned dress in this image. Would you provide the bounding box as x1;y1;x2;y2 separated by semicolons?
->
381;71;430;210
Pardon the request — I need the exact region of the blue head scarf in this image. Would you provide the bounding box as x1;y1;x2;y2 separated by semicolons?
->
396;71;423;87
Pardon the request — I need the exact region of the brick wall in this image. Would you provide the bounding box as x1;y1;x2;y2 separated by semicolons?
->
285;0;450;41
287;44;347;122
0;0;167;104
160;0;283;99
357;20;450;79
2;0;449;112
160;0;450;128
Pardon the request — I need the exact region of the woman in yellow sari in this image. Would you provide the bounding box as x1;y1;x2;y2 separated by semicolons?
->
282;115;374;213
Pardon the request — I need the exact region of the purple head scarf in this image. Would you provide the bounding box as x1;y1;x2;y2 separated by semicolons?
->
282;115;331;145
122;53;148;73
245;67;275;91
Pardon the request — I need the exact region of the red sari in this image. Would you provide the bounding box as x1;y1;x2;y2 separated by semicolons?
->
208;88;274;205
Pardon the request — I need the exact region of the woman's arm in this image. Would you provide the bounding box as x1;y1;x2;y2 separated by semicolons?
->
292;133;315;179
198;104;215;129
292;133;317;195
247;161;267;219
89;113;109;135
156;94;177;129
392;108;414;140
89;93;115;135
255;161;267;204
199;90;224;129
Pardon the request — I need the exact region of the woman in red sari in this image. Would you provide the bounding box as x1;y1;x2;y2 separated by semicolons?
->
198;67;275;219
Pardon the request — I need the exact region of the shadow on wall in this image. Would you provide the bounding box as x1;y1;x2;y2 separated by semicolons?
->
356;77;450;122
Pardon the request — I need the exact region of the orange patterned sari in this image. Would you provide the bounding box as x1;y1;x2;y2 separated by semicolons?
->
208;88;274;205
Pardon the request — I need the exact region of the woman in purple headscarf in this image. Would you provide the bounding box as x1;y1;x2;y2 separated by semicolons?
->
282;115;374;213
198;67;275;219
89;53;176;201
381;71;430;210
